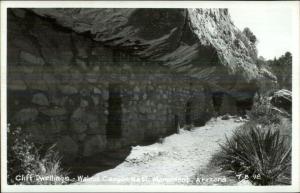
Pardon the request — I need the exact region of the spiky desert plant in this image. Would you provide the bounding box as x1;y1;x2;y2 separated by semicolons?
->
215;125;291;185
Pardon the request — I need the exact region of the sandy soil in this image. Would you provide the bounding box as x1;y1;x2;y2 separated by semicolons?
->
78;117;246;185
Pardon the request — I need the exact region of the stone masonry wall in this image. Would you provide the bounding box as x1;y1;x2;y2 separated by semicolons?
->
7;9;216;161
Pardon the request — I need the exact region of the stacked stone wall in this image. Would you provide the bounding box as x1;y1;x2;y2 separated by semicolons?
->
8;9;216;160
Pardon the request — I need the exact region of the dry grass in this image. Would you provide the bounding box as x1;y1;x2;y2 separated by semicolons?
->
7;126;70;185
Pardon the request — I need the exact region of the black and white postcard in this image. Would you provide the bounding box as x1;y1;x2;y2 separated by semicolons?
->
1;1;299;192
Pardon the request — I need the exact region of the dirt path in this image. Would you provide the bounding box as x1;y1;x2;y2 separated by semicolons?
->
78;117;244;185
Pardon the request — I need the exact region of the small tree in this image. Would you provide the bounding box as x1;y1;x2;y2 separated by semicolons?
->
243;27;257;44
268;52;292;90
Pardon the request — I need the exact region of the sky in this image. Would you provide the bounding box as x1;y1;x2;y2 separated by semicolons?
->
229;7;293;60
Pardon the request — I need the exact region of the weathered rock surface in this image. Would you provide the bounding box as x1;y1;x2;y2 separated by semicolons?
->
28;8;274;100
60;85;78;95
32;93;49;106
270;89;292;113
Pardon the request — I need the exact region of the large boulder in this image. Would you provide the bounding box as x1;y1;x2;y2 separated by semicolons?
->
270;89;292;113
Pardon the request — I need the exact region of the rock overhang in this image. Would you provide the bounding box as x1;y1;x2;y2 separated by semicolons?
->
24;8;274;101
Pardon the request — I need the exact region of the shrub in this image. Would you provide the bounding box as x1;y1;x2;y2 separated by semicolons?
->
215;125;291;185
268;52;292;90
213;92;292;185
7;126;69;185
234;30;258;60
247;94;281;126
243;27;257;44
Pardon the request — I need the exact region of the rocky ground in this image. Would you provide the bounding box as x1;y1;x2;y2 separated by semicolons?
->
77;117;249;185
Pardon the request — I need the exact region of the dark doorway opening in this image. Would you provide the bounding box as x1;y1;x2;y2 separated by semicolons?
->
212;91;224;113
174;114;179;128
106;83;122;138
236;98;254;115
185;100;192;125
174;114;179;133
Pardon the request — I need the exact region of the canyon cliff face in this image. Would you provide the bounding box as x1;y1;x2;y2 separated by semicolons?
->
28;8;275;98
7;8;275;161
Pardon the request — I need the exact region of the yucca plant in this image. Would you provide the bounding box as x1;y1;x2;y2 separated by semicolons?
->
215;125;291;185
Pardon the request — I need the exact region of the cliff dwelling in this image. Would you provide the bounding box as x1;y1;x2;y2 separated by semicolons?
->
7;8;273;175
